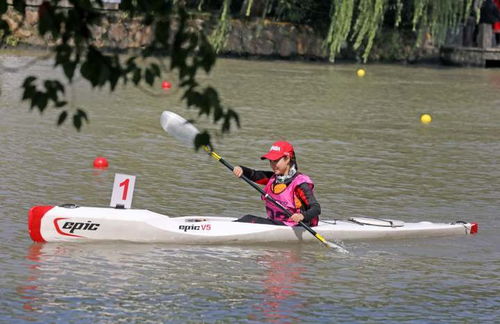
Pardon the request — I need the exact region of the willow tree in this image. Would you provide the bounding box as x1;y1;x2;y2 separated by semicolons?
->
209;0;477;62
325;0;476;62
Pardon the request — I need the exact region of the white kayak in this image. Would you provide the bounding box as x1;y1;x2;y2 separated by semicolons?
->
28;204;478;244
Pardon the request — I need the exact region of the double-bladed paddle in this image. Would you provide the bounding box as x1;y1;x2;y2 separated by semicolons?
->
160;111;348;253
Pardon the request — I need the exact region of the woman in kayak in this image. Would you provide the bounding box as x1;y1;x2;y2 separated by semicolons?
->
233;141;320;227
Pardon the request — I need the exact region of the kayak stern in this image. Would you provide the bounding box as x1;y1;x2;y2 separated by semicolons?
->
470;222;479;234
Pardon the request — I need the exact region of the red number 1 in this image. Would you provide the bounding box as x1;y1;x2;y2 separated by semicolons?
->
119;178;130;200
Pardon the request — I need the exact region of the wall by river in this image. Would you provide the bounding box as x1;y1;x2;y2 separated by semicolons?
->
2;7;437;62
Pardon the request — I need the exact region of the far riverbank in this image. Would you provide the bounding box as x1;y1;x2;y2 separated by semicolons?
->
2;7;439;64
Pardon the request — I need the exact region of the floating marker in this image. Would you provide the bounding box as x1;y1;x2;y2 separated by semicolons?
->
93;157;109;168
356;68;366;77
161;81;172;90
420;113;432;124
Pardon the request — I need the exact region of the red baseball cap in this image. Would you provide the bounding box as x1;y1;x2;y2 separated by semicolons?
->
261;141;295;160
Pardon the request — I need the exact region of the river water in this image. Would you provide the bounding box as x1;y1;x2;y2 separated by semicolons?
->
1;51;499;323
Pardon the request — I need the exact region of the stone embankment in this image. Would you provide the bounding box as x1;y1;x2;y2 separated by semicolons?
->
2;7;328;59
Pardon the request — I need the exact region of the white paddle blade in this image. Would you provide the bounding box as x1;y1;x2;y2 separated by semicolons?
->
160;111;200;147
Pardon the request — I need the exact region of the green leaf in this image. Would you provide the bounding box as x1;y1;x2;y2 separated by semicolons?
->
222;116;230;133
72;109;88;131
109;70;120;91
52;80;65;94
37;94;48;111
21;76;37;101
32;92;48;112
228;109;240;128
132;68;141;85
222;109;240;133
55;101;68;108
98;63;110;87
154;20;170;47
198;35;216;73
80;60;90;79
80;60;99;87
73;113;82;131
0;20;10;38
76;109;89;122
22;86;35;101
57;111;68;125
125;56;136;65
38;2;54;36
145;68;154;86
22;76;37;87
63;62;77;81
194;131;210;150
12;0;26;13
150;63;161;77
55;44;71;65
0;1;7;14
183;89;205;110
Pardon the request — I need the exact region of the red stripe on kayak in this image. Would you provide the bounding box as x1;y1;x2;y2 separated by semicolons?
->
28;206;54;242
53;218;82;238
470;223;478;234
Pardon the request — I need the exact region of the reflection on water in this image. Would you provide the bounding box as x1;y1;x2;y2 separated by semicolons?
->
18;244;44;314
17;243;320;323
14;237;498;323
253;249;305;323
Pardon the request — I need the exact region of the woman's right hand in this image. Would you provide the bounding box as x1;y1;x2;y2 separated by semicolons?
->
233;166;243;178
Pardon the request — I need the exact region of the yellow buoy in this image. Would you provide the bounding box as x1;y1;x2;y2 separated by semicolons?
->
356;68;366;77
420;113;432;124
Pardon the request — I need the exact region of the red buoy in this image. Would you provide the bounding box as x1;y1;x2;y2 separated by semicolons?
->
161;81;172;90
93;156;109;168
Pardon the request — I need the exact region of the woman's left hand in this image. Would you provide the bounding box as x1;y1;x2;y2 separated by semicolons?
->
290;213;304;223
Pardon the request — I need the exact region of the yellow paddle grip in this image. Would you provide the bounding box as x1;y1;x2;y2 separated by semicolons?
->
203;146;222;161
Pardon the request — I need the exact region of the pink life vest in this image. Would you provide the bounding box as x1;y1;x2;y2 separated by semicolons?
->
262;173;314;226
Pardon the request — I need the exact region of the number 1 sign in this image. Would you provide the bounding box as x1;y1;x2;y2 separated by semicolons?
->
110;173;136;208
